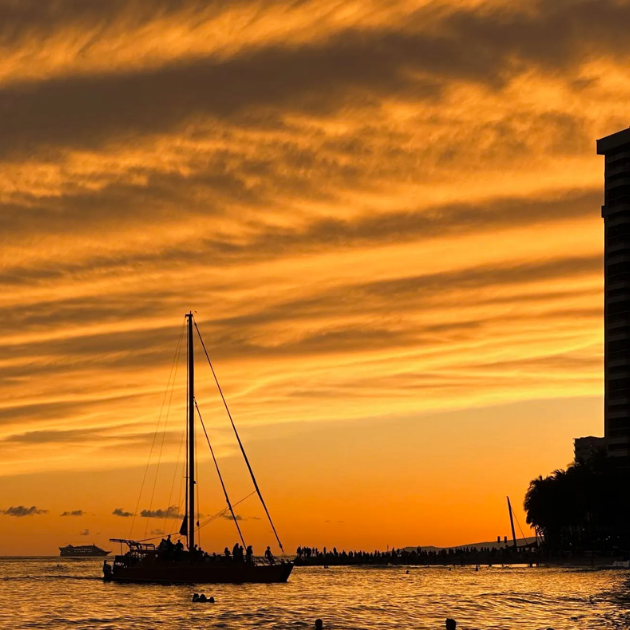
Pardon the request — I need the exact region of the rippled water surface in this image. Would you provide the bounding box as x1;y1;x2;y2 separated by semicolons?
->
2;558;630;629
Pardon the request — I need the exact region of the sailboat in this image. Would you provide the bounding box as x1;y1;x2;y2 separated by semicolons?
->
103;313;294;584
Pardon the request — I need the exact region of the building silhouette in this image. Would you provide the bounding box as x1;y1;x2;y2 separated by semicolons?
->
574;436;606;463
597;128;630;463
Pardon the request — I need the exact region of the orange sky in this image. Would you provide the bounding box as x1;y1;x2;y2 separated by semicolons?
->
0;0;625;555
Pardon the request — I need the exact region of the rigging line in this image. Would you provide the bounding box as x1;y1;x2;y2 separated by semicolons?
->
137;491;257;543
162;422;187;536
193;319;284;552
145;327;184;537
513;508;529;543
172;454;187;538
196;491;257;532
195;399;246;548
195;416;201;549
130;318;186;538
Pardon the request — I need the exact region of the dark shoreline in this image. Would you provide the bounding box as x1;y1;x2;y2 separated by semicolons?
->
294;548;629;569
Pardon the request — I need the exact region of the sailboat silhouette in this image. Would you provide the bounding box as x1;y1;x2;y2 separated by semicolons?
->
104;313;293;584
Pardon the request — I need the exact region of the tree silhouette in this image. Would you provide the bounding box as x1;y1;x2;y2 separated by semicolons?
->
524;454;630;553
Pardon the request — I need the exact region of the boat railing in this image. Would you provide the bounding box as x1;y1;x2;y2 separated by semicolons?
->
110;538;156;555
110;539;157;568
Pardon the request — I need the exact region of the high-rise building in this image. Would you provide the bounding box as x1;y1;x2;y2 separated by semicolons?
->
597;128;630;463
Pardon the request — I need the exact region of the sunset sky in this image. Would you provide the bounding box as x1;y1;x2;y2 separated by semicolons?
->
0;0;626;556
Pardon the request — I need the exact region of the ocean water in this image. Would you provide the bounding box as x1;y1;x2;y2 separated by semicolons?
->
1;558;629;629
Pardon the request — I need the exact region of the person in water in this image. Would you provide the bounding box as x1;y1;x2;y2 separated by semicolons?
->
102;561;112;578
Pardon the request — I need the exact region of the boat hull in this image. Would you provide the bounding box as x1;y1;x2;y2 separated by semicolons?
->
106;560;294;584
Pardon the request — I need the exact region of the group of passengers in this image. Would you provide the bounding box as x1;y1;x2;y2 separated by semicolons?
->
157;535;185;556
156;535;276;565
223;543;252;563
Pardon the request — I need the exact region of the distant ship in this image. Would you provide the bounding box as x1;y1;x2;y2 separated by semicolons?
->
60;544;111;557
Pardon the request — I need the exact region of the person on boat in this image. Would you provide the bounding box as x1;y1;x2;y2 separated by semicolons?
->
265;546;275;564
166;534;174;551
246;545;253;563
232;542;240;561
193;545;204;561
224;546;231;559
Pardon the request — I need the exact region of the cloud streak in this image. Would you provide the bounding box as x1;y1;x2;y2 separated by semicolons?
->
1;506;47;517
140;506;183;519
1;0;628;160
112;508;134;518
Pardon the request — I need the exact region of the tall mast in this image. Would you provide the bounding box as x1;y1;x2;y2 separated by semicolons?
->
507;496;517;550
186;312;195;552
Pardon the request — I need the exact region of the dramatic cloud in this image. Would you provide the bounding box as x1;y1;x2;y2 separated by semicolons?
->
1;506;47;517
0;0;617;553
140;506;183;519
1;0;629;159
112;508;134;518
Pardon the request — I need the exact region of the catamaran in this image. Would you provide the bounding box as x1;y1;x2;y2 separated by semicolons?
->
104;313;293;584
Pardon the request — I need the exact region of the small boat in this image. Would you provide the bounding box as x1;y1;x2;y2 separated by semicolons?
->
60;544;111;557
104;313;293;584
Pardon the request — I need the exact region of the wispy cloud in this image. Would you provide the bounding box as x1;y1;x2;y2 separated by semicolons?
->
140;506;183;519
1;506;47;517
60;510;84;517
112;508;134;518
3;428;107;444
220;513;260;521
220;513;243;521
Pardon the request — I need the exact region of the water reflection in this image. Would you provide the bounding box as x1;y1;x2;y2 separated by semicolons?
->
1;558;629;629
